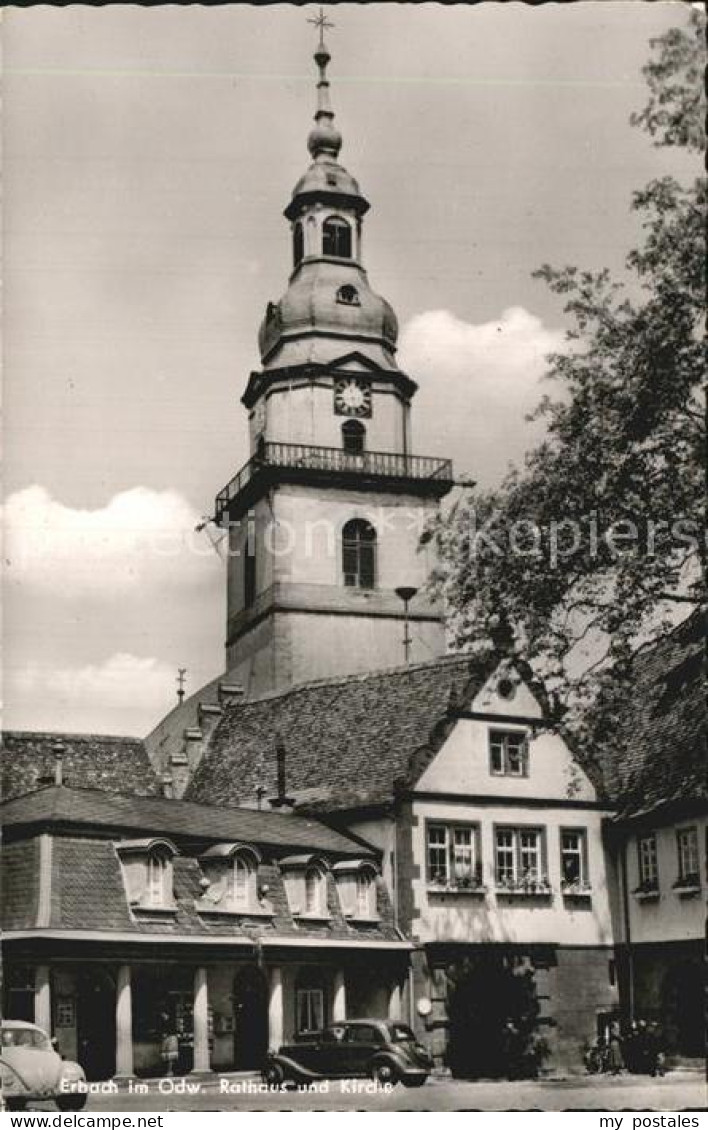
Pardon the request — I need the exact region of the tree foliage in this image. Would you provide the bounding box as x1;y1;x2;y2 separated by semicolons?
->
429;11;706;757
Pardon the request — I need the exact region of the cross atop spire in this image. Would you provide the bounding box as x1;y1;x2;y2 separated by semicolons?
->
307;7;335;51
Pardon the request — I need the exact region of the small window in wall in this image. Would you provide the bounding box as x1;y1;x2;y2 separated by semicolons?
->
297;988;324;1034
489;730;529;777
342;420;365;454
676;827;699;886
336;284;360;306
322;216;352;258
637;833;659;891
560;828;590;893
293;221;304;266
244;526;256;609
342;518;376;589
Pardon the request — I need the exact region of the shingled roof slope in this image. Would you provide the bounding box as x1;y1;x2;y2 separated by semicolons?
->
1;785;370;857
2;731;161;802
187;654;494;811
608;610;706;820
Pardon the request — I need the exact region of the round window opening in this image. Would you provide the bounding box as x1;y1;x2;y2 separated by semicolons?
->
337;284;360;307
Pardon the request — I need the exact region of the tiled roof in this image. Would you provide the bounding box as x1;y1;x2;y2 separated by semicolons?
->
2;830;399;944
187;654;495;812
607;611;706;820
1;731;161;801
1;840;40;930
0;785;370;857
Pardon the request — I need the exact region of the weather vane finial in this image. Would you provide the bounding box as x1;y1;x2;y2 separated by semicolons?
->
307;7;335;50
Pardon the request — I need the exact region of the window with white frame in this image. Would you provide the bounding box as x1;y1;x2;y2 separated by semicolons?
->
296;988;325;1034
356;870;376;918
426;823;482;889
495;827;549;891
304;865;327;916
560;828;590;892
637;833;659;890
489;730;529;777
229;853;257;909
146;848;171;906
676;827;700;885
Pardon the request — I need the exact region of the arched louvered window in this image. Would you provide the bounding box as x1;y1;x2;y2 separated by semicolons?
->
230;853;257;909
342;519;376;590
342;420;365;455
293;221;304;266
304;865;326;917
322;216;352;259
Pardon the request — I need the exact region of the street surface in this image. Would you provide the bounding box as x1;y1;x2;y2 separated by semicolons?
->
22;1072;706;1113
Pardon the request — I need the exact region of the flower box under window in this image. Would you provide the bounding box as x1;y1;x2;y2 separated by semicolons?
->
427;874;487;896
561;878;593;898
633;880;660;900
495;875;552;896
672;873;701;896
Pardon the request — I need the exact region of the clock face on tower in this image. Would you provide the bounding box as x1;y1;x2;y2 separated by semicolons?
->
334;378;372;418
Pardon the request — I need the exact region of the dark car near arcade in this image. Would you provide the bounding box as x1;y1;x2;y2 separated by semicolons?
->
263;1019;433;1088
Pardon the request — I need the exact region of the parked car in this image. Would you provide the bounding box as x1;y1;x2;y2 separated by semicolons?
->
263;1019;433;1088
0;1021;86;1111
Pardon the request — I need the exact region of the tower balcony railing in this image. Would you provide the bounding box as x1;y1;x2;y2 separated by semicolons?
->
215;441;453;524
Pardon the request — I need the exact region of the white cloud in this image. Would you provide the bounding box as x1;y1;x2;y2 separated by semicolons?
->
3;485;224;599
6;652;177;736
399;306;567;485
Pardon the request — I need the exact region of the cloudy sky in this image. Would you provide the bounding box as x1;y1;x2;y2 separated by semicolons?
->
3;2;698;736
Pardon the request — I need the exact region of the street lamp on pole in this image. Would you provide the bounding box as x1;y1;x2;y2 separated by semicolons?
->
395;586;418;665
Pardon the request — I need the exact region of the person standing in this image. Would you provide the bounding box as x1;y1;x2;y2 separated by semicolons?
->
160;1012;179;1077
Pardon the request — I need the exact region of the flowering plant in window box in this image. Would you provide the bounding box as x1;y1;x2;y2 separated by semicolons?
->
632;879;660;899
561;878;592;897
496;874;552;895
428;872;486;894
672;873;701;894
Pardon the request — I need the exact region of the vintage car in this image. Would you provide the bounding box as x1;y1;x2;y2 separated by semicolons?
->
263;1019;433;1088
0;1021;87;1111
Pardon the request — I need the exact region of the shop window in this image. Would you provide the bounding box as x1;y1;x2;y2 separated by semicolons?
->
560;828;591;894
426;823;483;891
296;988;325;1034
342;518;376;589
322;216;352;258
342;420;365;454
489;730;529;777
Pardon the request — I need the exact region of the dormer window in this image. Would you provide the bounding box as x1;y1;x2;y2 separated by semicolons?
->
198;843;261;914
147;848;170;906
333;860;379;920
281;855;330;919
116;838;178;912
342;420;365;455
336;284;360;306
322;216;352;259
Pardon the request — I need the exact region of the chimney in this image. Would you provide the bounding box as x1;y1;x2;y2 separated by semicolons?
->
269;740;294;810
53;742;64;786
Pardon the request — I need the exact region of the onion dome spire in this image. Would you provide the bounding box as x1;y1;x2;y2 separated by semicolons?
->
306;8;342;160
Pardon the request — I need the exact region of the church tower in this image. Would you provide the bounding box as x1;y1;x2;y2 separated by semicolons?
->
215;26;453;697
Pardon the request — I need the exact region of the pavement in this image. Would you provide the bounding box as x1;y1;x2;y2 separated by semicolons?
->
21;1070;707;1113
